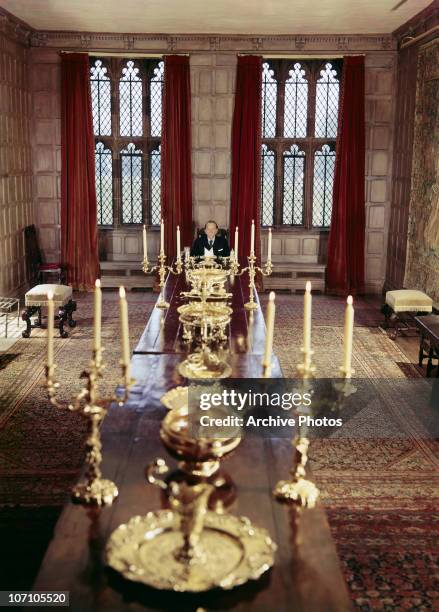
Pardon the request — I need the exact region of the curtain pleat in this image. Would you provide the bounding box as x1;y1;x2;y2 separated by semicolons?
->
327;56;366;295
61;53;100;290
161;55;193;259
230;55;263;265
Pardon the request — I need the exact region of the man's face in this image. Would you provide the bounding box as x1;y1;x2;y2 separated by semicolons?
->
205;222;218;240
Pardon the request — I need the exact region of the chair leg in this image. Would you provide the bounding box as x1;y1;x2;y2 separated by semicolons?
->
58;300;76;337
66;299;77;328
381;304;392;329
21;305;40;338
58;305;69;338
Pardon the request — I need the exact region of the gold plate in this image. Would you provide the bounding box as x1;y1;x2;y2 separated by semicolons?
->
106;510;276;592
178;358;232;379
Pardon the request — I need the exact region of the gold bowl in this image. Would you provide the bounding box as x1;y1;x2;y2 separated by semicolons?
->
177;302;232;326
160;406;241;477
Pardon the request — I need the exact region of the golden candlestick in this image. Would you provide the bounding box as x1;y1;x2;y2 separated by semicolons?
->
46;343;134;507
231;253;273;310
141;251;183;310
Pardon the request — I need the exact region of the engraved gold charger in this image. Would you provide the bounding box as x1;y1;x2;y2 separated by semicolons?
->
105;510;277;592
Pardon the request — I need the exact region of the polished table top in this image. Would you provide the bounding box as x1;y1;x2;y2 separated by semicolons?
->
134;272;272;357
33;270;352;611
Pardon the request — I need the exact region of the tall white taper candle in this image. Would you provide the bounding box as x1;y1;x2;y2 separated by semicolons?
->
303;281;312;361
263;291;276;374
142;225;148;261
343;295;354;377
234;226;239;260
47;290;54;367
93;279;102;352
250;219;255;256
176;226;181;261
267;227;272;263
160;218;164;255
119;287;130;372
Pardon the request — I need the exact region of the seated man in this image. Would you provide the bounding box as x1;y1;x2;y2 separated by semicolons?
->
190;220;230;258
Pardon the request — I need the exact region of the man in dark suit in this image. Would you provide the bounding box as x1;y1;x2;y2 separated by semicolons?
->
190;220;231;258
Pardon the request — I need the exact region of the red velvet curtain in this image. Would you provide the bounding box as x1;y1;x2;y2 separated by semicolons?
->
327;56;365;295
61;53;99;290
230;55;262;264
161;55;193;259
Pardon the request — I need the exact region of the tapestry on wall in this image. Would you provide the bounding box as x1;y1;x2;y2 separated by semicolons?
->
404;39;439;302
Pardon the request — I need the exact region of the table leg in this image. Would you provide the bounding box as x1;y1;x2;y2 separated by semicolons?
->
427;348;434;377
419;334;425;367
5;313;8;338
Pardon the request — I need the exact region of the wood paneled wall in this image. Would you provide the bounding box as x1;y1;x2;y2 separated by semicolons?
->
0;18;34;295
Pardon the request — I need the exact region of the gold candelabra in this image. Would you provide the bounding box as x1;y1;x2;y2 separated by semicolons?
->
273;350;354;508
142;251;183;309
273;351;319;507
231;254;273;310
45;347;134;506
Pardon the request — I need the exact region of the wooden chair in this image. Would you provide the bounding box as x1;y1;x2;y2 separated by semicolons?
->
24;225;66;285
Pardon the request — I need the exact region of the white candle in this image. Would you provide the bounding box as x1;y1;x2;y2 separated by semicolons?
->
93;279;102;351
235;226;239;259
176;225;181;261
303;281;312;360
119;287;130;371
142;225;148;260
343;295;354;377
263;291;276;374
160;218;164;255
267;227;272;263
250;219;255;256
47;290;54;367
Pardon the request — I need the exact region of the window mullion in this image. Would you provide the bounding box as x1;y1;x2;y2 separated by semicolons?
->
304;66;318;229
275;142;283;227
275;64;286;226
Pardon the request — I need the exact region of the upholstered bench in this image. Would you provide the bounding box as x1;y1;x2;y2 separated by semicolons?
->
22;284;77;338
381;289;433;339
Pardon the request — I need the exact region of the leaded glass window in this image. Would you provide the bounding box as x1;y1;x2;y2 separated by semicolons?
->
284;63;308;138
95;142;113;225
282;145;305;225
90;60;111;136
261;145;275;226
121;143;143;224
150;145;161;225
89;57;163;228
260;58;341;228
315;63;340;138
312;145;336;227
262;62;277;138
119;60;143;137
150;61;164;137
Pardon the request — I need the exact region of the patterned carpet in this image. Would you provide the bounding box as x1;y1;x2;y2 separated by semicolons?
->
270;301;439;610
0;290;156;504
1;291;438;608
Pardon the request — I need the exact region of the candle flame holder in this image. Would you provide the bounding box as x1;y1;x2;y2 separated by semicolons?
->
142;252;183;309
273;351;355;508
46;348;134;506
232;254;273;311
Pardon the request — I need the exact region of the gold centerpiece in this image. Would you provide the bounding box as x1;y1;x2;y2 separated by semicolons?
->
105;459;276;592
160;406;241;477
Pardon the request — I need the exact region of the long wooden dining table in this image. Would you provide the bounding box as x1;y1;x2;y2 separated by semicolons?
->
33;271;352;612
